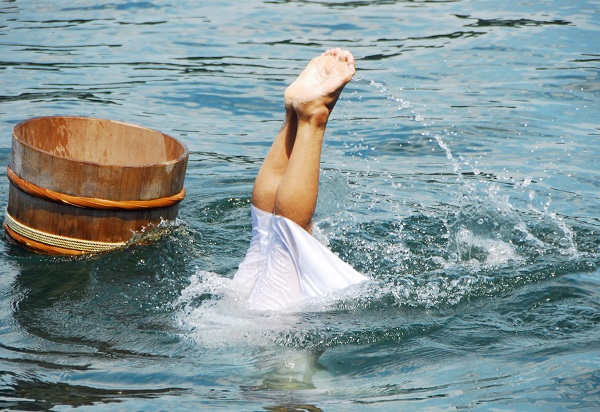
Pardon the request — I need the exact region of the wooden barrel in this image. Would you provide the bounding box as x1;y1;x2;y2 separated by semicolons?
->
4;116;189;255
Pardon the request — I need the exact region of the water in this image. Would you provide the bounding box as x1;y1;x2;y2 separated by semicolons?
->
1;0;599;410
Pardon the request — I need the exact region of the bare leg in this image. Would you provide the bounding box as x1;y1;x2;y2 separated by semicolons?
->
252;49;356;231
251;108;297;214
276;49;356;230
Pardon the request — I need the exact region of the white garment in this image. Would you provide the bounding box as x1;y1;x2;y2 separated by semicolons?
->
232;205;368;311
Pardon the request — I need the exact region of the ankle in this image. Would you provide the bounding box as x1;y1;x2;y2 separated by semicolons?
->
296;105;331;126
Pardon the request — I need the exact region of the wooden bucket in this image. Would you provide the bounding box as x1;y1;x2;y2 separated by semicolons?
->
4;116;189;255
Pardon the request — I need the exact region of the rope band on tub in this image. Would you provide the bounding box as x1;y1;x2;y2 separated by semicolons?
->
6;166;186;210
4;210;125;254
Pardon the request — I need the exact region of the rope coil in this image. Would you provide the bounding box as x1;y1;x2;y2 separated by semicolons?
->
6;166;185;210
4;210;125;253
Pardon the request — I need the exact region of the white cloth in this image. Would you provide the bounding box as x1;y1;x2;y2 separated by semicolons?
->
232;205;368;311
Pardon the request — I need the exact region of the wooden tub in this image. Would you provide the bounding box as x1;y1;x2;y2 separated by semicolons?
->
4;116;189;255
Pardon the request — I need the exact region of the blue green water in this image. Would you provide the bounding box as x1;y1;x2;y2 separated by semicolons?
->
1;0;599;410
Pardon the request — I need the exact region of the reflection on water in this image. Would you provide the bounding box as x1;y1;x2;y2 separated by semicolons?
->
1;0;599;410
0;378;184;410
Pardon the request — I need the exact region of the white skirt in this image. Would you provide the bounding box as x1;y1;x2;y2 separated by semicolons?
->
232;205;368;311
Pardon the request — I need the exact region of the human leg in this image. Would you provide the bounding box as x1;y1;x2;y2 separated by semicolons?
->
234;50;362;309
273;49;356;231
250;107;298;214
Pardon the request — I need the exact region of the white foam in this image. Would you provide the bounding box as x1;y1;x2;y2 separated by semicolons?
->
174;270;371;349
452;228;523;267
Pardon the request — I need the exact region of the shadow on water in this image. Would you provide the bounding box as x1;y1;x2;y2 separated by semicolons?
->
8;222;197;347
0;378;184;411
457;15;572;28
1;225;199;410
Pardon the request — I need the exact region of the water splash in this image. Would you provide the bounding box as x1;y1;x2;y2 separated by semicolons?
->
174;269;370;349
324;76;592;310
174;76;598;350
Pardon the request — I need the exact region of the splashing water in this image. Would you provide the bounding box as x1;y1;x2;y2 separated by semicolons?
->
2;1;599;409
321;77;590;308
176;76;596;351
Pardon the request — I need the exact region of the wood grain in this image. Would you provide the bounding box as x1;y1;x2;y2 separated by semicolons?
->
6;116;189;254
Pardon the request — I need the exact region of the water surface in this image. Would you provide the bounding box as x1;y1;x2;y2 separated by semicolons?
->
1;0;599;410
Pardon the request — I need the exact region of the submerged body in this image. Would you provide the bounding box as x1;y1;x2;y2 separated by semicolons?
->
233;206;367;311
232;49;367;310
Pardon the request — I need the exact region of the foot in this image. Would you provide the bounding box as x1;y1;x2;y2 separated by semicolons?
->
284;48;356;121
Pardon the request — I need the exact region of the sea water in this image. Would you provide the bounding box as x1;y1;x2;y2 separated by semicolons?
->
0;0;599;410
